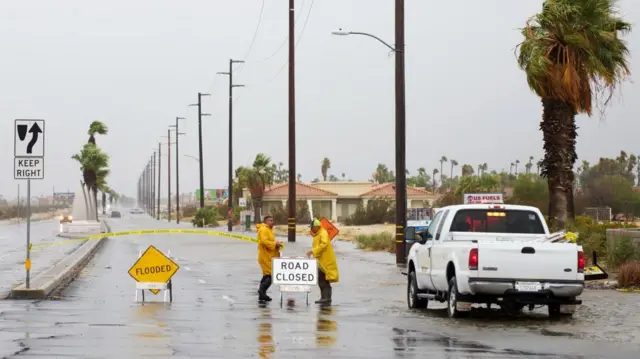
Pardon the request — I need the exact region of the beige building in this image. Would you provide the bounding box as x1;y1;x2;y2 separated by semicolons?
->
260;181;438;222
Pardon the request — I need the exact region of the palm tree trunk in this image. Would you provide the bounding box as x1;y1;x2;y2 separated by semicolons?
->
253;197;263;224
541;98;574;230
439;163;443;188
81;182;90;220
101;191;106;214
92;186;99;221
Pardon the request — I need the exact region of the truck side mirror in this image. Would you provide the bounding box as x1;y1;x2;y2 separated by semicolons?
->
405;227;416;241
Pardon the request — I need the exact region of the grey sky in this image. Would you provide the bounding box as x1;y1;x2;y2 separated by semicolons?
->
1;0;638;199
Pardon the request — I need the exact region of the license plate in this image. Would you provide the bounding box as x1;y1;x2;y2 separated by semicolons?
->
515;281;542;292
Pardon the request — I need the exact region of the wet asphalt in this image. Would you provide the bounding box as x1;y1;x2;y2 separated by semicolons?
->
1;214;640;358
0;219;85;297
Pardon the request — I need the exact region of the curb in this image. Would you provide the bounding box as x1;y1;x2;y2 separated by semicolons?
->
9;221;110;300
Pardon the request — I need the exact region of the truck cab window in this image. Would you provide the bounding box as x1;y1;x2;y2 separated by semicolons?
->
450;209;544;234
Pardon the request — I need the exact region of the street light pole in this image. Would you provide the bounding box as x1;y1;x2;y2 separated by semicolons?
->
394;0;407;265
167;128;172;222
218;58;245;232
191;93;211;208
288;0;297;243
331;0;407;264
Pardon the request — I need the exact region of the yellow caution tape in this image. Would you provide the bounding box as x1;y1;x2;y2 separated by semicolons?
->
616;288;640;293
31;229;283;252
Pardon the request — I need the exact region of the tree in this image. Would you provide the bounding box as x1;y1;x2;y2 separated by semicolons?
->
88;121;108;145
515;159;520;175
321;157;331;181
449;160;458;182
461;164;474;177
372;163;394;184
477;163;488;177
72;143;109;221
96;169;111;214
432;168;439;191
517;0;631;229
439;156;448;187
328;174;339;182
245;153;274;223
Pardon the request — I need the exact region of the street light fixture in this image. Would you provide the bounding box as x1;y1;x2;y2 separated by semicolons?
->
332;1;407;265
218;58;246;232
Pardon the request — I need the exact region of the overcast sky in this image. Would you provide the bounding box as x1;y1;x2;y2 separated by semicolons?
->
1;0;638;199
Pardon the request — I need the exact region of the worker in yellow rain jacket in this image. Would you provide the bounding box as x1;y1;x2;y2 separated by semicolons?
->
306;218;339;304
257;215;283;302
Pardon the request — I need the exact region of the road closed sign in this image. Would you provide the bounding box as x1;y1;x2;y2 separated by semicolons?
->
272;257;318;286
463;193;504;204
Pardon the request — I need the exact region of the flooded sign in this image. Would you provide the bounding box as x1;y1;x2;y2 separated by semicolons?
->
272;258;318;286
320;217;339;240
128;245;180;295
463;193;504;204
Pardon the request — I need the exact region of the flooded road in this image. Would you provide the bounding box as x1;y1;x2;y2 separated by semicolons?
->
1;216;639;358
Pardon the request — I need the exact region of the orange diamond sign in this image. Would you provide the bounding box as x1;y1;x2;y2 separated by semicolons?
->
320;217;339;240
128;245;180;295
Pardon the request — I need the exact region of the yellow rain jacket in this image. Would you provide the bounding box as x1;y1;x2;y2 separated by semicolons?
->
311;227;339;283
257;223;280;276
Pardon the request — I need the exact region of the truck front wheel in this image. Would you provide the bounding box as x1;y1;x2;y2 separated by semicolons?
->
407;271;428;309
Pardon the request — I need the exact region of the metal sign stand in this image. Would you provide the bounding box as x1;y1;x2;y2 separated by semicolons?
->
133;249;174;303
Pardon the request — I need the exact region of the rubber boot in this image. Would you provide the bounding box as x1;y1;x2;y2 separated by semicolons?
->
258;277;273;302
315;286;330;304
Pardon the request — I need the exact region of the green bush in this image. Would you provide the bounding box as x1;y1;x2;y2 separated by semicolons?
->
606;236;640;268
270;201;311;225
344;199;395;225
568;215;640;267
192;207;219;227
355;232;395;252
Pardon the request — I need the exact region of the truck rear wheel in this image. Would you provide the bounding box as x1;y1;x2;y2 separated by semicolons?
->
407;271;428;309
447;277;470;318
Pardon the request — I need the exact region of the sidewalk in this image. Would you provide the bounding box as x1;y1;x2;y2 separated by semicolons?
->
0;220;87;297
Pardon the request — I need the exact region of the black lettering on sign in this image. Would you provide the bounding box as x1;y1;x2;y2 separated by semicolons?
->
135;265;171;277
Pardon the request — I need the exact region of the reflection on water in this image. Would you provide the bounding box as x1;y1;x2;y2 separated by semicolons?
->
135;303;169;339
257;306;275;359
316;305;338;347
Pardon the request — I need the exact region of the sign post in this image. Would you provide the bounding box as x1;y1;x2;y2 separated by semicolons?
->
128;245;180;303
272;257;318;307
14;119;45;289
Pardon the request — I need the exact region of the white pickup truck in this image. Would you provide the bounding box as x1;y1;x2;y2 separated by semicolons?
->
406;203;585;318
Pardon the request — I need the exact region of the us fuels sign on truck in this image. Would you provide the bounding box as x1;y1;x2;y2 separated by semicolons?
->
128;245;180;295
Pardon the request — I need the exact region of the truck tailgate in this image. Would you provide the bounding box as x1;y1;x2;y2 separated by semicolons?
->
477;241;579;281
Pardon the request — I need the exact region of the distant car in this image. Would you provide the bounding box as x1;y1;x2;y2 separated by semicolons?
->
59;215;72;223
110;211;121;218
130;208;143;214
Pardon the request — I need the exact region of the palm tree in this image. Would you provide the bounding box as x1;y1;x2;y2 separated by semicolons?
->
517;0;631;228
432;168;439;191
246;153;274;223
87;121;108;145
449;160;458;181
341;173;346;180
477;163;488;177
527;156;534;174
97;170;111;215
297;173;302;182
72;143;109;220
321;157;331;181
515;159;520;175
439;156;448;186
510;163;515;175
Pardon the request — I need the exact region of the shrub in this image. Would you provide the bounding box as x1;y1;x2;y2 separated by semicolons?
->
192;207;219;227
606;236;640;268
344;199;395;225
355;232;395;252
617;261;640;288
270;201;311;225
567;216;640;267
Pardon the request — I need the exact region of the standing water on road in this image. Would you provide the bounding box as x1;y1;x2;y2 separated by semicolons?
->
1;217;639;358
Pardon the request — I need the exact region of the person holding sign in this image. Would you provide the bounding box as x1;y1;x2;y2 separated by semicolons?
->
257;216;283;302
306;218;339;304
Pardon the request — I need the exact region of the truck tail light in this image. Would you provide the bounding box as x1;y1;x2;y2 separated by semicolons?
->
577;251;585;273
469;248;478;270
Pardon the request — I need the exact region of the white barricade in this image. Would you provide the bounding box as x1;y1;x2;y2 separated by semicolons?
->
272;257;318;307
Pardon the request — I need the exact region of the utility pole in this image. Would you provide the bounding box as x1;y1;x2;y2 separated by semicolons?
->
191;93;211;208
218;58;245;232
171;118;185;223
167;129;172;222
151;154;156;217
157;143;161;220
287;0;297;242
394;0;407;264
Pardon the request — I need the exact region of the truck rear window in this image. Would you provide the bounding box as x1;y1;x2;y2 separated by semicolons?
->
450;209;544;234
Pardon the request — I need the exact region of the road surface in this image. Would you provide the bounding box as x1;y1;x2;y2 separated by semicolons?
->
1;215;639;358
0;219;86;297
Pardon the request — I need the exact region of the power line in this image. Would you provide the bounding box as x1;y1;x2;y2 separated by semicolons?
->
248;0;306;65
244;0;315;91
234;0;266;73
